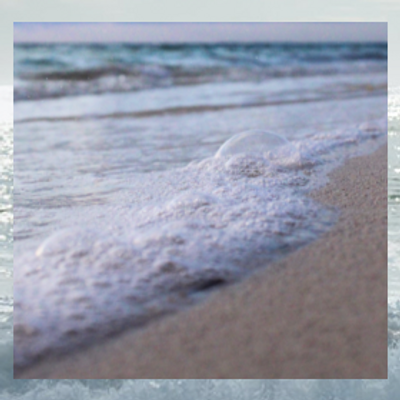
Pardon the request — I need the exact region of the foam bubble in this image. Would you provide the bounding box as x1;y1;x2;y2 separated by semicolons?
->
215;130;289;159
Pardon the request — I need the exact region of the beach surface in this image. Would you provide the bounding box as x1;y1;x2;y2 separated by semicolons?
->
16;143;387;379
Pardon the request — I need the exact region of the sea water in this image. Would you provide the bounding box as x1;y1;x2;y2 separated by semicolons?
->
12;43;389;380
388;86;400;353
0;86;13;389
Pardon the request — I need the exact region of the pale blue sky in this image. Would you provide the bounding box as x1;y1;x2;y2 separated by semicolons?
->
1;0;399;85
14;22;386;43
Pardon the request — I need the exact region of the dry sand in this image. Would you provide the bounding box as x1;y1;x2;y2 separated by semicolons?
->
16;143;387;379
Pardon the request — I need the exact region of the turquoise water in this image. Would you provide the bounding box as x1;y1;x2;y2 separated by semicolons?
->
0;377;399;399
14;42;387;101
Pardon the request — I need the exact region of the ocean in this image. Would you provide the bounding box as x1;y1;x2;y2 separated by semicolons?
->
0;86;13;390
388;86;400;354
3;43;396;395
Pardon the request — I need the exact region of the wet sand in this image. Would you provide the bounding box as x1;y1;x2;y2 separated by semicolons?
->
16;143;387;379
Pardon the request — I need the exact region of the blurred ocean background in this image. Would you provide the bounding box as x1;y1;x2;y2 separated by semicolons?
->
14;42;387;102
0;86;13;389
4;42;396;395
388;86;400;362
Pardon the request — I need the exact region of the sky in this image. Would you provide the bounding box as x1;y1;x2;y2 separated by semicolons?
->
13;22;387;44
1;1;399;85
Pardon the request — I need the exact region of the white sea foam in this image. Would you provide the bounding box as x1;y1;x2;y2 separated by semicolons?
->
14;119;387;368
1;375;399;399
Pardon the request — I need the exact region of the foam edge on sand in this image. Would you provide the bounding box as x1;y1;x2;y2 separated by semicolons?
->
16;143;387;379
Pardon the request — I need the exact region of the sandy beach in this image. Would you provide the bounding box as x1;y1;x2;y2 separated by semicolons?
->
15;143;387;379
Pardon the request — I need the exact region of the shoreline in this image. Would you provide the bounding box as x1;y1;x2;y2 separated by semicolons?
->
16;143;387;379
16;89;386;124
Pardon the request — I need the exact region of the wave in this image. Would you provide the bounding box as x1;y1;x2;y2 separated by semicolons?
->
14;43;387;101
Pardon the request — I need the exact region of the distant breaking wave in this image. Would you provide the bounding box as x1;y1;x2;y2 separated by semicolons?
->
14;43;387;101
